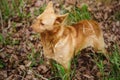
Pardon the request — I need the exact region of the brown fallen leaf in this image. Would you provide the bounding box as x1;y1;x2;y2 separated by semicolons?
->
37;65;48;74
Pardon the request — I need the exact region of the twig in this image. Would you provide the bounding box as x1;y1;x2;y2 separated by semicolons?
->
0;48;4;52
33;70;49;80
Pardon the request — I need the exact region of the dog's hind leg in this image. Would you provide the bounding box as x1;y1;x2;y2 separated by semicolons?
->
93;36;109;60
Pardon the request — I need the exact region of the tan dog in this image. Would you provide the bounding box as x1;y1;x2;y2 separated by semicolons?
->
31;2;107;70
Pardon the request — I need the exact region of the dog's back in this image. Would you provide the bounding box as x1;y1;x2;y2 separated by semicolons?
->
72;20;105;54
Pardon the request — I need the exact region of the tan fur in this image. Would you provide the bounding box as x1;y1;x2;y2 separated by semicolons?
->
31;2;107;70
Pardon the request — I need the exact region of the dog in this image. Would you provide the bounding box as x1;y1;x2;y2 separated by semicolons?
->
31;1;108;71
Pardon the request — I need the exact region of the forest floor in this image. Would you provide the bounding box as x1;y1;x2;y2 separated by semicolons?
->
0;0;120;80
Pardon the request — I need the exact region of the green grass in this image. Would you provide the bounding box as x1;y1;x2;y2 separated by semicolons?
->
60;4;91;25
114;11;120;21
94;44;120;80
94;55;105;80
0;60;5;68
0;33;20;46
107;45;120;80
34;4;46;16
0;33;4;44
27;48;38;67
0;0;29;20
50;61;69;80
0;0;30;46
27;47;44;67
0;0;11;20
48;56;79;80
68;5;91;24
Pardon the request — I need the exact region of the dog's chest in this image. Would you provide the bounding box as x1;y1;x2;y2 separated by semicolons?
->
40;33;54;58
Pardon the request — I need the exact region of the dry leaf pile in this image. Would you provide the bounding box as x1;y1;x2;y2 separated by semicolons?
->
0;0;120;80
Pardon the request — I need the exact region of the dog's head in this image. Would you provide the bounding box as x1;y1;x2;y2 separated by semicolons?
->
31;1;68;33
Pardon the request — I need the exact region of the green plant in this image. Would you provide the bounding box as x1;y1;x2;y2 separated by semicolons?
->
1;34;19;46
0;60;5;68
0;33;4;44
34;4;46;16
115;11;120;21
28;48;37;67
49;55;79;80
0;0;27;20
0;0;11;20
28;48;43;67
66;4;92;25
39;58;44;64
70;54;80;78
50;60;70;80
94;44;120;80
108;45;120;80
96;60;105;79
93;53;106;80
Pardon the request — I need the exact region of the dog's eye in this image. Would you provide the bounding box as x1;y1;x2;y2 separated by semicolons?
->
41;22;45;25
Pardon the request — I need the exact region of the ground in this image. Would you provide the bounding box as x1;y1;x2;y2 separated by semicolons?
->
0;0;120;80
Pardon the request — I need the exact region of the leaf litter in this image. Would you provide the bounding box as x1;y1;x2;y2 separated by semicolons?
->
0;0;120;80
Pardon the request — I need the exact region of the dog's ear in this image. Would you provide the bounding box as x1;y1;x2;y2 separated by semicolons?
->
31;1;58;32
37;1;54;19
56;13;69;25
37;1;57;26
